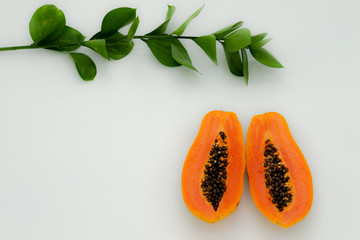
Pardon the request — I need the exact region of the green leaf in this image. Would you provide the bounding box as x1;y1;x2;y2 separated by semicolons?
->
127;17;139;41
250;38;272;49
213;21;243;40
70;53;97;81
147;5;176;35
29;4;66;44
251;33;268;43
90;31;103;40
222;42;243;77
105;33;134;60
47;26;85;51
241;49;249;85
143;38;180;67
165;5;176;19
172;4;204;36
82;39;109;60
100;7;136;36
224;28;251;53
171;39;199;73
193;35;217;65
250;48;284;68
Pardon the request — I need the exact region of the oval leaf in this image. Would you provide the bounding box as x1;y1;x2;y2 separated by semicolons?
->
29;4;66;44
106;33;134;60
171;39;199;73
70;53;97;81
250;38;272;49
222;43;243;77
101;7;136;36
147;5;176;35
224;28;251;53
213;21;243;40
82;39;109;60
172;4;204;36
241;49;249;85
250;48;284;68
127;17;140;41
90;31;103;40
193;35;217;65
143;38;180;67
48;26;85;51
251;33;268;43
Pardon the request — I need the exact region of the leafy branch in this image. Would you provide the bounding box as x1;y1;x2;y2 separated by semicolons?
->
0;4;283;84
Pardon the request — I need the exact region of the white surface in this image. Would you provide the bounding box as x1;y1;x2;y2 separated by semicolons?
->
0;0;359;239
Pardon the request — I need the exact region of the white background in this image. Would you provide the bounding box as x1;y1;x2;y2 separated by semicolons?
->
0;0;359;239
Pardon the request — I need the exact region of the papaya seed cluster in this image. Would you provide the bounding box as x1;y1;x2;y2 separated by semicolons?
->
201;131;228;211
264;139;293;212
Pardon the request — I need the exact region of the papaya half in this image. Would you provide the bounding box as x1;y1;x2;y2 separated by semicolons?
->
182;110;245;223
246;112;313;228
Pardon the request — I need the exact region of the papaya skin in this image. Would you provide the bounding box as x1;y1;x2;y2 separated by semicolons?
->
246;112;313;228
182;110;245;223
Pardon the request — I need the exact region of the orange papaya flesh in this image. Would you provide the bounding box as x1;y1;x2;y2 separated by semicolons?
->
246;112;313;228
182;110;245;223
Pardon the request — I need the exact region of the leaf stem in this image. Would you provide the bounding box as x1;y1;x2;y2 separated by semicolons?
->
0;41;86;51
0;35;203;52
133;35;197;40
0;44;40;51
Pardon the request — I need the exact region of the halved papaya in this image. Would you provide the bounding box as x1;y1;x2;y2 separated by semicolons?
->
246;112;313;228
182;110;245;223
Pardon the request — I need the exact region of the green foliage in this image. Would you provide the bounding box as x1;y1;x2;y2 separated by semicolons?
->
213;21;243;40
241;49;249;85
224;28;251;53
143;38;181;67
171;39;199;72
172;5;204;36
49;26;85;51
251;33;267;43
82;40;109;60
70;53;97;80
222;42;243;77
250;48;284;68
193;35;217;65
29;4;66;44
128;17;140;41
249;38;272;49
105;33;134;60
100;7;136;38
147;5;176;35
1;4;283;83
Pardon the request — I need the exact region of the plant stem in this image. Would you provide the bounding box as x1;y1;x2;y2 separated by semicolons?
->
0;45;38;51
133;35;197;40
0;41;85;52
0;35;201;52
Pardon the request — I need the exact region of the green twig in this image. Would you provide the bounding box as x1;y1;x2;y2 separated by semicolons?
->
0;4;283;82
0;35;201;52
